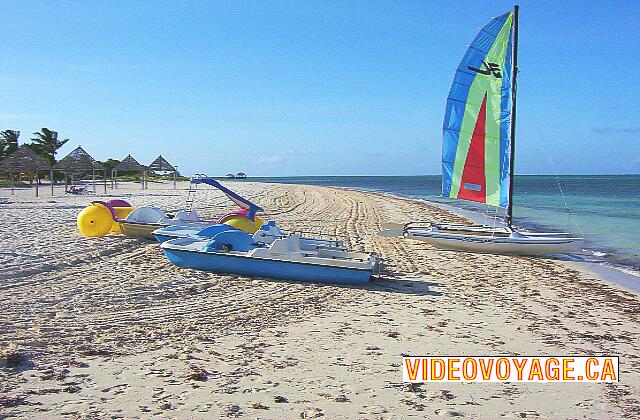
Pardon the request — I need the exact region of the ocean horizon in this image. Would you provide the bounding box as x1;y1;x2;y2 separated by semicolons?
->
229;175;640;274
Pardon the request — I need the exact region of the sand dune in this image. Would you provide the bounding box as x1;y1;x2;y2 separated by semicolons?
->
1;181;639;418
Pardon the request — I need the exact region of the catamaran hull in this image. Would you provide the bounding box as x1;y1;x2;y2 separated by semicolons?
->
405;231;582;256
120;222;165;239
124;221;213;240
162;248;373;285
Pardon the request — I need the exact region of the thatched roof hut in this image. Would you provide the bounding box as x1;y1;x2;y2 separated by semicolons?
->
0;145;53;197
113;154;147;172
55;146;105;171
112;154;147;190
148;155;175;173
0;144;51;173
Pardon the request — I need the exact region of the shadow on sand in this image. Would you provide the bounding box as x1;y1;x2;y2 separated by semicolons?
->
366;276;444;297
249;272;444;298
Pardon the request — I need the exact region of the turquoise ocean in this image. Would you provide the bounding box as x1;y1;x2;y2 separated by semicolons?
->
238;175;639;273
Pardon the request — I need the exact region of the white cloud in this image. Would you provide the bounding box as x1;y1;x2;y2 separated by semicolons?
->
0;113;39;121
594;127;640;135
257;155;284;164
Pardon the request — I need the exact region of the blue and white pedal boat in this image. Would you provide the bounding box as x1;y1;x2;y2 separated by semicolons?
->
154;223;233;243
160;223;378;285
154;222;348;252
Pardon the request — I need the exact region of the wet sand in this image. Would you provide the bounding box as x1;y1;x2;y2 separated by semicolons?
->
1;181;639;418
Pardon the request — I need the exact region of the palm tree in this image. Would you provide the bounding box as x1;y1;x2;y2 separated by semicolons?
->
0;129;19;160
97;158;120;171
30;128;69;165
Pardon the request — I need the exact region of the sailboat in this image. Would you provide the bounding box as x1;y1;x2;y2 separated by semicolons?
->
379;5;582;256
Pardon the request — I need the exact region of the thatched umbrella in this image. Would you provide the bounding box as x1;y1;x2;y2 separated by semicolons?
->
0;145;51;196
148;155;177;189
113;154;148;189
54;146;107;195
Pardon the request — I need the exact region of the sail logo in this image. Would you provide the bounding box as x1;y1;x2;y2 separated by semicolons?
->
467;60;502;78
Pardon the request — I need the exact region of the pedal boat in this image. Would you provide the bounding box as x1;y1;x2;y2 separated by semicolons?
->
77;177;264;239
78;199;211;239
118;206;211;239
160;222;378;285
153;220;347;252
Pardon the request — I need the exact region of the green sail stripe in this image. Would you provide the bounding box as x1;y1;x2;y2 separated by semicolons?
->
483;16;513;207
455;132;501;141
450;127;501;140
449;13;513;204
455;102;502;112
483;52;512;62
467;84;503;96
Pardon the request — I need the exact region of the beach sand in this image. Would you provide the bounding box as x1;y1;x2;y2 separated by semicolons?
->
1;181;639;418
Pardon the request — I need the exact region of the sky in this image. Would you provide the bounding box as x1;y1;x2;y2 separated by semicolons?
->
1;0;639;176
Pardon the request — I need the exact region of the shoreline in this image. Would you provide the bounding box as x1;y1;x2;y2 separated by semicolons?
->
288;182;640;295
2;180;639;294
417;196;640;294
222;175;640;278
271;182;640;295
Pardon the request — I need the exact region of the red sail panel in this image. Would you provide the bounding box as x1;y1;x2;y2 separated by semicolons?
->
457;93;488;203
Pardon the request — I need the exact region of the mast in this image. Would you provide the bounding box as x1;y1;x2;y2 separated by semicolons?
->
506;4;519;228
